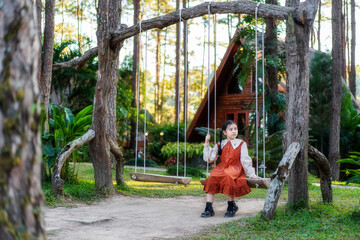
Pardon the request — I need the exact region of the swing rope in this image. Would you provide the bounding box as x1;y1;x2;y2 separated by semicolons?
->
182;8;188;177
176;8;183;177
143;30;148;174
261;21;266;176
255;2;260;176
213;13;217;167
206;3;211;176
134;20;143;173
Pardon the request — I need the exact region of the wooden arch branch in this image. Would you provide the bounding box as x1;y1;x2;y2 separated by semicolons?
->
308;144;332;203
51;129;95;195
53;0;295;70
262;142;301;220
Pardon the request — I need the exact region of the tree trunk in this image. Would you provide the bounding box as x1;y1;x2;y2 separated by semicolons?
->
284;0;319;208
262;142;301;220
175;0;180;124
40;0;55;132
349;0;356;96
0;0;45;238
159;28;168;124
107;135;126;185
329;0;342;181
36;0;42;88
308;145;332;203
265;0;279;95
317;1;321;51
89;0;121;194
130;0;140;149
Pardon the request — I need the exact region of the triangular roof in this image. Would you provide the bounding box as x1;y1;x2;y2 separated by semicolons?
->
186;29;244;141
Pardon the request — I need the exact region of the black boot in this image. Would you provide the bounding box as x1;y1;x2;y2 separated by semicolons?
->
224;201;238;218
201;202;215;218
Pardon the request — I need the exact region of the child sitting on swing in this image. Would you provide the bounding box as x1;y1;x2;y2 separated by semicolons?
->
201;120;260;218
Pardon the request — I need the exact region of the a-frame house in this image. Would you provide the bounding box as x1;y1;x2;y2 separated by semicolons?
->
186;31;264;142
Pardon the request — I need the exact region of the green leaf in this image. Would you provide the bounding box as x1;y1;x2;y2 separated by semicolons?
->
64;107;74;125
48;155;57;168
42;144;55;156
73;105;93;125
54;115;67;137
73;115;92;132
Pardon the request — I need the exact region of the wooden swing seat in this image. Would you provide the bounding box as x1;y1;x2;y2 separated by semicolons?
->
199;177;270;189
129;172;192;186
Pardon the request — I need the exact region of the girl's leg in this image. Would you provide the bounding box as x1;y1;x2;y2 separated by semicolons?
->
206;193;214;202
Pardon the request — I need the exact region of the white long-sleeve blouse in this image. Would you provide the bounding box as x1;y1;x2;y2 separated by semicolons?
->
203;139;256;178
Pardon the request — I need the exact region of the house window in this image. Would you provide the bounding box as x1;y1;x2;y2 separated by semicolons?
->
227;76;242;94
238;113;246;136
226;113;234;121
224;111;250;138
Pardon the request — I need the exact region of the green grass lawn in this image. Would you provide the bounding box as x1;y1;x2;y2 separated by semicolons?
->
42;163;360;239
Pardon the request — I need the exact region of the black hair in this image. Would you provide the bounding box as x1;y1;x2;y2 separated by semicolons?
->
218;120;237;156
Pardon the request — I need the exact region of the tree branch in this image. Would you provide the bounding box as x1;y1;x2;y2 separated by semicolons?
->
308;144;332;203
53;47;98;70
51;129;96;195
106;134;126;185
53;0;295;70
262;142;301;220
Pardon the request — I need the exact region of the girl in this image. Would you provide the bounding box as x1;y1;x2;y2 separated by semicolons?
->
201;120;260;218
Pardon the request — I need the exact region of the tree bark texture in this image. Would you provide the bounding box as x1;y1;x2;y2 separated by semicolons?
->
349;0;356;96
53;1;295;71
329;0;342;181
284;0;319;208
51;129;95;195
89;0;121;194
0;0;45;238
308;144;332;203
130;0;140;149
265;0;279;95
36;0;42;91
317;1;321;51
262;142;301;220
342;77;360;114
40;0;55;132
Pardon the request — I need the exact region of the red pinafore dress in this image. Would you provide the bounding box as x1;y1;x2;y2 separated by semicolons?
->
203;141;251;197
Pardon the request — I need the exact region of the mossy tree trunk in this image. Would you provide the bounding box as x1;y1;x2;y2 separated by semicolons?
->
284;0;319;208
40;0;55;132
0;0;45;238
329;0;342;181
88;0;121;194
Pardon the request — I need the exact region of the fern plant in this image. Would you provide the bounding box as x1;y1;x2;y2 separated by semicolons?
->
337;152;360;185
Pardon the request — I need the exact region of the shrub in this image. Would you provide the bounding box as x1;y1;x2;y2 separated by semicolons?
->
337;152;360;184
166;166;206;178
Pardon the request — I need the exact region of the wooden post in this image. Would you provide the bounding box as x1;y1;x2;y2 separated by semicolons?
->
262;142;300;220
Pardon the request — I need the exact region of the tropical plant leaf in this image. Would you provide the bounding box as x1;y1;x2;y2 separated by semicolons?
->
42;144;55;156
64;107;74;125
73;105;93;125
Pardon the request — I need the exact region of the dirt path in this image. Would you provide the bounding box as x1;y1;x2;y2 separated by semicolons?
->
45;195;268;240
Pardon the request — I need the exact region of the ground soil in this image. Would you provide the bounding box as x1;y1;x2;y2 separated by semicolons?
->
45;195;267;240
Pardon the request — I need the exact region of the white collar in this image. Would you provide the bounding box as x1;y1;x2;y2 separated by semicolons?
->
220;139;242;149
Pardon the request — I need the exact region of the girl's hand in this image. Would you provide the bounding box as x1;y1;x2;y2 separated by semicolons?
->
205;133;211;144
250;175;261;179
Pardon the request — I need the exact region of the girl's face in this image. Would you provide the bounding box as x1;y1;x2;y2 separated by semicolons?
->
223;123;238;140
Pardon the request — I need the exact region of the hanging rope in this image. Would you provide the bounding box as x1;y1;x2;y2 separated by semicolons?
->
261;21;266;177
206;3;211;176
255;2;261;176
183;8;188;178
176;8;183;177
143;30;148;174
135;20;143;173
213;13;217;167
